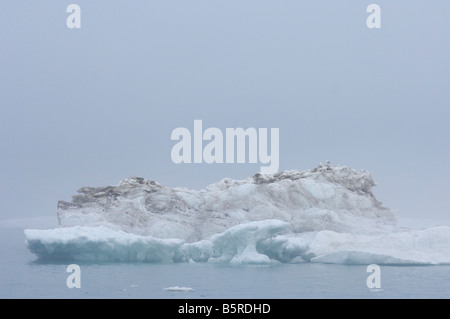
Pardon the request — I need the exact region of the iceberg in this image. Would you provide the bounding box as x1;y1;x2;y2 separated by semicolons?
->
24;164;450;265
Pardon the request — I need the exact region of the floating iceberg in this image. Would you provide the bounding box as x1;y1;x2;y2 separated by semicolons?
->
25;164;450;265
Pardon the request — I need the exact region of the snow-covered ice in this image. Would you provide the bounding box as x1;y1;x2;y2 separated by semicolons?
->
24;164;450;265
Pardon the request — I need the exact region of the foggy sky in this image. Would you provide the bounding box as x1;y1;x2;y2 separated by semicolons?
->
1;1;449;221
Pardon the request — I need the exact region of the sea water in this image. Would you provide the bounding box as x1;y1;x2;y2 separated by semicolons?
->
1;228;449;299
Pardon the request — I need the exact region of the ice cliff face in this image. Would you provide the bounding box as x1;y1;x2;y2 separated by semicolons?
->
56;164;396;241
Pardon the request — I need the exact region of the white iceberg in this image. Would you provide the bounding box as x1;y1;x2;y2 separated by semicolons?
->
24;164;450;265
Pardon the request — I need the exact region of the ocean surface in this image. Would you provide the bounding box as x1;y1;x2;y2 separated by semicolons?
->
1;227;449;299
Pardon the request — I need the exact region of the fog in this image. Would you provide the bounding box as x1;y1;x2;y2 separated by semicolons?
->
0;1;449;221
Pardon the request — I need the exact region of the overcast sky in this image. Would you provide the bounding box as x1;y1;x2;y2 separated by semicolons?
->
0;1;449;221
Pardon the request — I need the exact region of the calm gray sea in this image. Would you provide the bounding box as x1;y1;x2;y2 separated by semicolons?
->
1;228;449;299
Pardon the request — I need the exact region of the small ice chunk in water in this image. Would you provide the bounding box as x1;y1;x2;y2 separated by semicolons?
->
163;286;194;292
